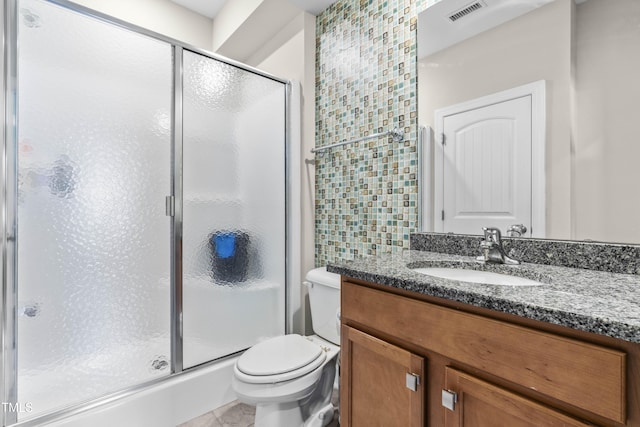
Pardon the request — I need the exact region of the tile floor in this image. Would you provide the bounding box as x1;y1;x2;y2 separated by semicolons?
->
179;389;340;427
177;400;256;427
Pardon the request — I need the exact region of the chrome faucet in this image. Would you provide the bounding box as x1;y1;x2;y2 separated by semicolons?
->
476;227;520;265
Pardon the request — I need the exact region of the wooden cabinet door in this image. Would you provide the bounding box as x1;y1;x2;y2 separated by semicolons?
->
341;325;425;427
443;368;593;427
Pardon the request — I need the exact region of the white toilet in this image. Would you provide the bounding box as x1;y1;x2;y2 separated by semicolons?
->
232;267;341;427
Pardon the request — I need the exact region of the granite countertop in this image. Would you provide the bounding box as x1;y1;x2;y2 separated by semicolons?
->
328;250;640;344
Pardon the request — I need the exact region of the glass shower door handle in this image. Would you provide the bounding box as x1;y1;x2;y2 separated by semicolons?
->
6;222;16;241
166;196;175;217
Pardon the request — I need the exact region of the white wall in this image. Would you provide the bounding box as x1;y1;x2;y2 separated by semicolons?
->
212;0;263;52
573;0;640;243
70;0;213;50
212;0;300;63
419;0;573;239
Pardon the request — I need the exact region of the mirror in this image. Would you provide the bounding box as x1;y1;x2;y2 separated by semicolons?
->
417;0;640;244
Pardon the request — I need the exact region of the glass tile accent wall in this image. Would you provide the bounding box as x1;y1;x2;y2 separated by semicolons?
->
315;0;435;265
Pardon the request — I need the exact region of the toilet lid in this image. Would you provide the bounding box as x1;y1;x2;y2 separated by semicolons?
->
237;334;324;377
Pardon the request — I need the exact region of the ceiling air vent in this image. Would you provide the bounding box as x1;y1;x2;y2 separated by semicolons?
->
448;1;486;22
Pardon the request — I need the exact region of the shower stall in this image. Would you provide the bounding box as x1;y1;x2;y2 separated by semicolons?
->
1;0;292;425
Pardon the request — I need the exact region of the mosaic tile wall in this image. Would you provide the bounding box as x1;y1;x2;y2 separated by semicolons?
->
315;0;437;265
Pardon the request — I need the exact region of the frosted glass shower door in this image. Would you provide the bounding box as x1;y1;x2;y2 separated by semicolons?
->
15;0;172;418
182;50;286;368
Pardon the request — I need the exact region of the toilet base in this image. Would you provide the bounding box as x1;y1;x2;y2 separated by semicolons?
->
255;401;304;427
303;403;335;427
254;402;335;427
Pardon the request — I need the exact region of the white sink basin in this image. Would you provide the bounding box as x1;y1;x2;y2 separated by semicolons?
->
412;267;545;287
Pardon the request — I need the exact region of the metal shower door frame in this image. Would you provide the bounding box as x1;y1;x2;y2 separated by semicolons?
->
2;0;20;424
1;0;292;425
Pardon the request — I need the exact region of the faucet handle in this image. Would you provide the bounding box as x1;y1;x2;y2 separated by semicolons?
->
482;227;502;243
507;224;527;237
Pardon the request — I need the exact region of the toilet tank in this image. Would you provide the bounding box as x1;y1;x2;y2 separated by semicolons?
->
305;267;341;345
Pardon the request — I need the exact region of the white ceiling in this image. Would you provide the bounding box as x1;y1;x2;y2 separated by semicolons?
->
170;0;226;18
287;0;337;15
170;0;337;18
417;0;557;59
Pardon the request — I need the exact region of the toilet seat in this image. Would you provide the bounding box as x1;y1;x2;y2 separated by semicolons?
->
235;334;327;384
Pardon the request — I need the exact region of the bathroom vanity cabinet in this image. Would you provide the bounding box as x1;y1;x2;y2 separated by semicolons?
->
340;278;640;427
